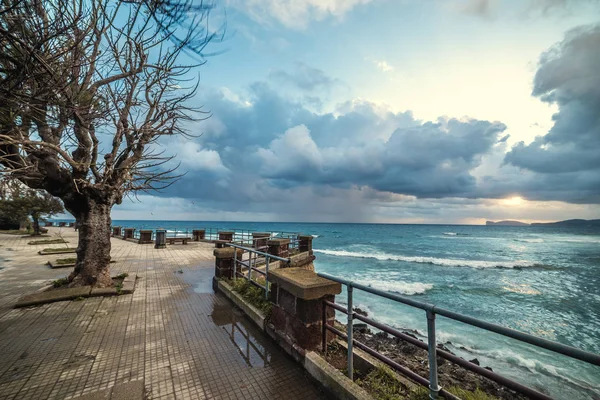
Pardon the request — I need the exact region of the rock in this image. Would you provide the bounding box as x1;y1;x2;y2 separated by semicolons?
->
469;358;480;366
353;307;368;317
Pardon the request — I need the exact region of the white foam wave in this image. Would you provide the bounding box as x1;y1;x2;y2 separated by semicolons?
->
311;234;320;238
354;278;433;295
443;232;457;236
514;238;544;243
314;249;539;269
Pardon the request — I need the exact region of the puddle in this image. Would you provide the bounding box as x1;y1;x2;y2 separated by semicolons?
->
209;299;272;368
182;267;214;294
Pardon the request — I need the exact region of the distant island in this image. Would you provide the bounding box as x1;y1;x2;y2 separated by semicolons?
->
486;220;530;226
486;219;600;227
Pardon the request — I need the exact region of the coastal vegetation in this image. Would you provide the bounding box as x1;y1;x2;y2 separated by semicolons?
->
227;278;273;316
0;0;221;287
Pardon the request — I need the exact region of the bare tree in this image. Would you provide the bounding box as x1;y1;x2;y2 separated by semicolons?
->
0;0;220;286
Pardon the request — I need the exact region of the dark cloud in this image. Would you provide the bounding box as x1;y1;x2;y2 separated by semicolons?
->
268;63;341;91
452;0;600;19
157;80;506;209
504;24;600;202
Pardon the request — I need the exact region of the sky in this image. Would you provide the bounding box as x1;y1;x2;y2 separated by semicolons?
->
107;0;600;224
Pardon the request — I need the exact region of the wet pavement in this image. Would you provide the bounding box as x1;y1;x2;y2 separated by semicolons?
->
0;229;328;399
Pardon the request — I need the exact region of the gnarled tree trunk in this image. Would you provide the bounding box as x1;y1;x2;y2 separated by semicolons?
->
68;199;113;287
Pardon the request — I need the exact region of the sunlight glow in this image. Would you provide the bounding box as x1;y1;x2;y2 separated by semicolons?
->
503;196;524;206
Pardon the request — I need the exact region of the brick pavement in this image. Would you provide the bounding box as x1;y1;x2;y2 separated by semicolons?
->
0;228;328;399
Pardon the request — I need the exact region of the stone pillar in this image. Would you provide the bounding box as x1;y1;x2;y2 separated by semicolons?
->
58;222;66;227
267;268;341;357
123;228;135;240
138;230;153;244
213;247;243;289
192;229;205;241
298;235;314;255
218;231;234;242
252;232;271;249
112;226;122;237
155;229;166;249
267;238;290;259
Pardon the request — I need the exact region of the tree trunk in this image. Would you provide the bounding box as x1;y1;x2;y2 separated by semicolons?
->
32;214;40;235
68;199;113;287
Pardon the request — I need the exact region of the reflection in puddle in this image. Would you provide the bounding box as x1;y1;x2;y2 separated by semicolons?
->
210;300;271;368
182;267;214;294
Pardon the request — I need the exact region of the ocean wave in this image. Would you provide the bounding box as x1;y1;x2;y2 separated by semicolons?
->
353;278;433;295
314;249;543;269
311;234;320;238
513;238;544;243
443;232;469;236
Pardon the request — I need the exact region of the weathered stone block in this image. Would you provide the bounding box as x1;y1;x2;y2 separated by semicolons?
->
298;235;314;254
277;288;296;315
270;306;287;332
296;296;334;324
267;268;342;300
291;319;322;350
138;230;153;244
192;229;205;241
252;232;271;249
267;238;290;258
123;228;135;240
218;231;234;241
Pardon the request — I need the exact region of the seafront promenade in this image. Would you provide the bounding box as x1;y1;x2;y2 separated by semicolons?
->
0;228;326;399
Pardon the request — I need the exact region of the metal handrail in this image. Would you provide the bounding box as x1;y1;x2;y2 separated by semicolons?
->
225;242;291;299
317;271;600;400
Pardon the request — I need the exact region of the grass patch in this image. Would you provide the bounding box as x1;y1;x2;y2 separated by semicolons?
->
409;386;498;400
356;366;410;400
0;230;28;235
115;272;129;280
355;365;498;400
55;258;76;265
227;278;272;316
28;239;68;245
41;247;76;253
52;277;69;288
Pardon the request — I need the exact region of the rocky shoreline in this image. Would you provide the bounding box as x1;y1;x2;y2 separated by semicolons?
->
352;328;532;399
334;308;536;400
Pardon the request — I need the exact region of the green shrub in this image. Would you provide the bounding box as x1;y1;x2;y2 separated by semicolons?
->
228;278;272;316
357;366;408;400
52;278;69;288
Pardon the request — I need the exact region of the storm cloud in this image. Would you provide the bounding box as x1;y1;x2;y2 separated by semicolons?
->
504;24;600;202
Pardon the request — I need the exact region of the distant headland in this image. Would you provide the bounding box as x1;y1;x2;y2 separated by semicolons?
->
486;219;600;227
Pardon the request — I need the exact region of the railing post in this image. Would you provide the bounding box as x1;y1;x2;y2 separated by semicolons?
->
247;251;252;282
322;300;327;353
427;310;440;399
347;284;354;381
233;247;238;281
265;256;270;299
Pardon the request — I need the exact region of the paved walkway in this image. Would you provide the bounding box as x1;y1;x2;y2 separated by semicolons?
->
0;228;327;399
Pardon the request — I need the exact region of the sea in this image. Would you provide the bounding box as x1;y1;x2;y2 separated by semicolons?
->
60;220;600;399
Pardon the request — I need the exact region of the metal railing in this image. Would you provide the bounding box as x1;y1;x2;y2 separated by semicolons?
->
226;242;290;299
317;272;600;400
